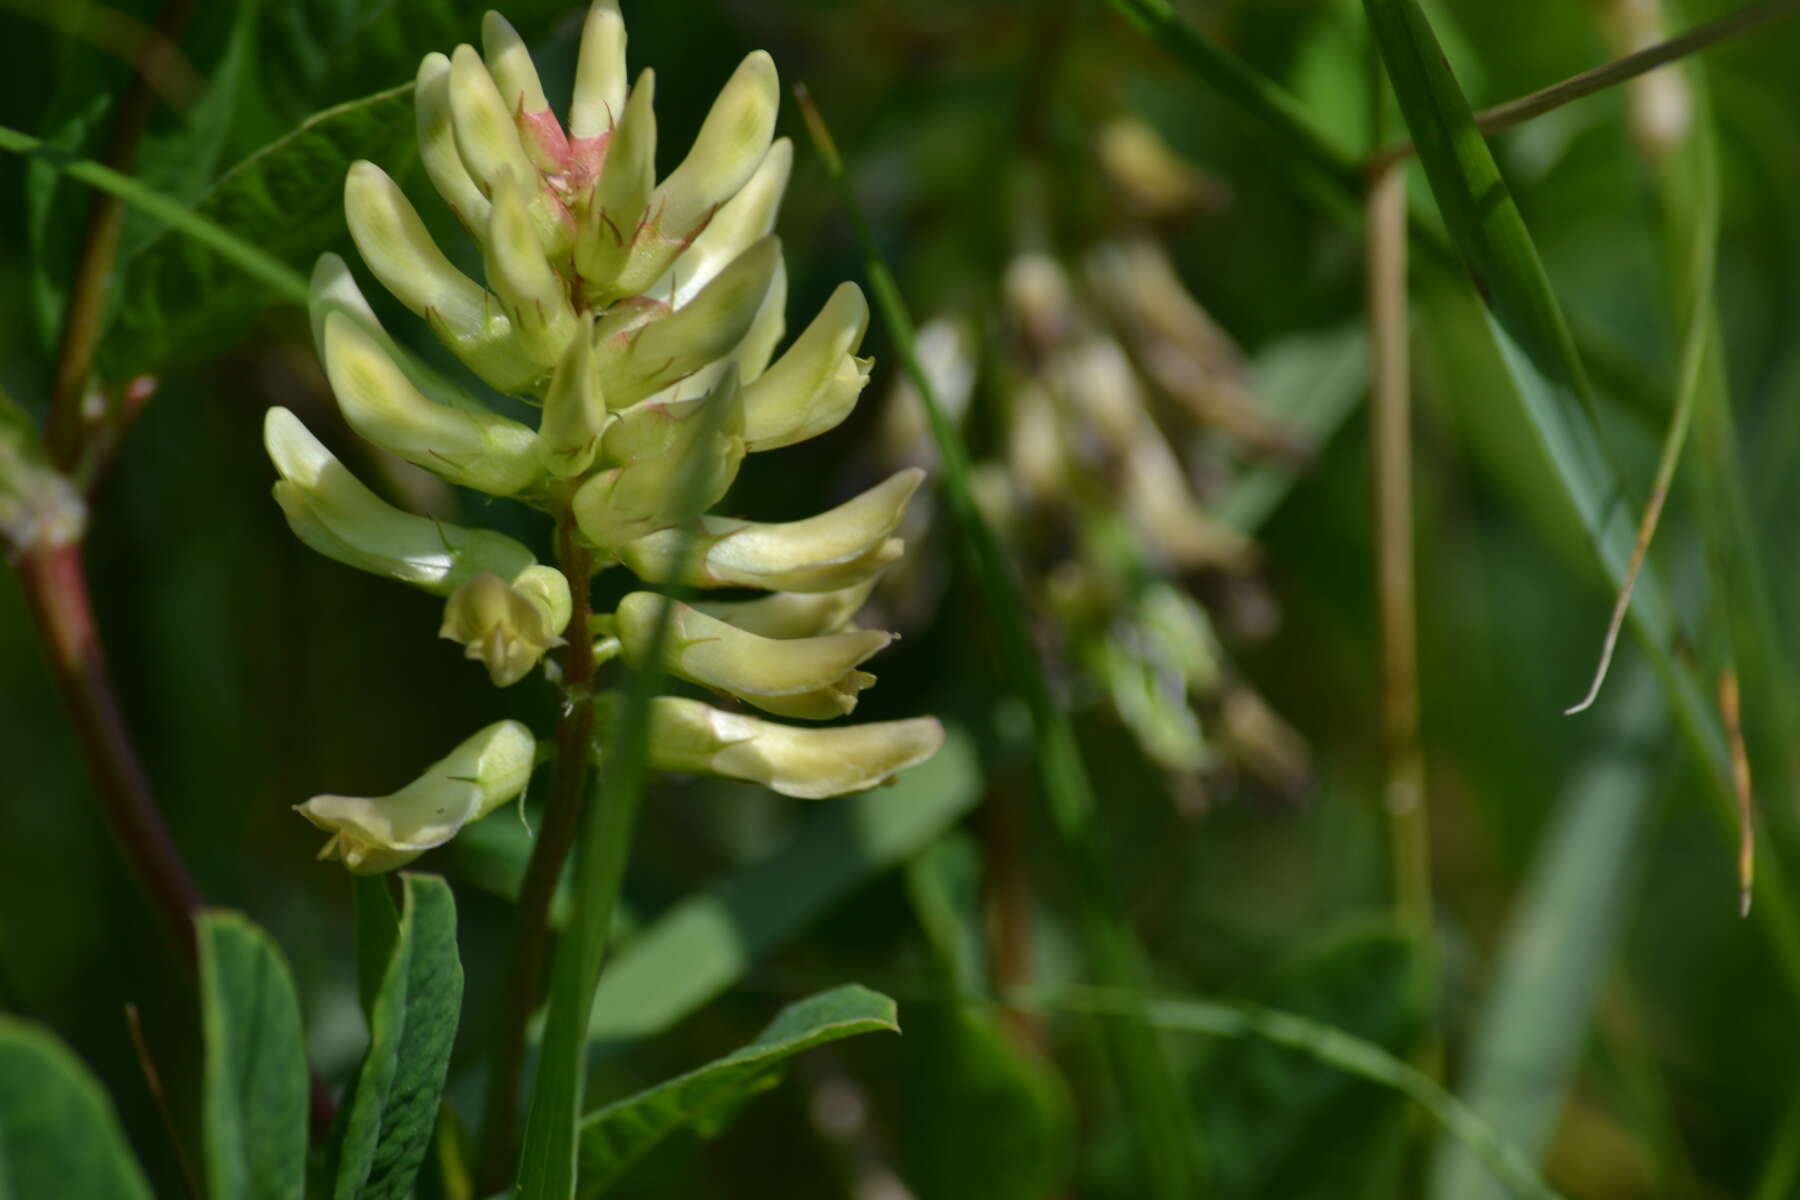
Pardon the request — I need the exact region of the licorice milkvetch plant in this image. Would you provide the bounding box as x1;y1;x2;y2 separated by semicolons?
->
265;1;944;873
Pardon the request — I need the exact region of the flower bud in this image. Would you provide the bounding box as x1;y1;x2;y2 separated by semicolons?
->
731;256;787;384
319;310;541;496
343;161;541;392
537;315;609;477
439;567;570;686
481;10;568;171
595;235;780;410
632;696;944;799
570;0;628;142
297;719;538;873
572;369;746;547
484;169;578;366
619;468;922;593
417;53;491;232
742;281;871;450
651;139;791;308
449;43;574;255
690;578;876;639
575;68;656;288
447;43;538;198
265;406;537;591
0;390;84;554
615;592;892;720
603;51;779;299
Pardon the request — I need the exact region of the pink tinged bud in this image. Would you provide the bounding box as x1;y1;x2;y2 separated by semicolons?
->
638;697;945;799
448;44;574;257
619;468;923;593
604;51;780;300
319;310;542;496
614;591;894;720
483;169;578;366
481;10;569;171
342;162;542;393
417;53;491;232
575;69;657;292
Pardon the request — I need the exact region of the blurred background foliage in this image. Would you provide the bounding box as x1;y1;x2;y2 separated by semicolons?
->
3;0;1800;1196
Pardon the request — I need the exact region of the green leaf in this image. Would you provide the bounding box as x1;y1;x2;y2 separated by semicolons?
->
0;1018;153;1200
354;874;402;1020
586;727;981;1045
117;0;263;268
335;875;465;1200
574;985;899;1198
102;83;415;375
199;911;310;1200
1428;672;1663;1200
24;89;108;353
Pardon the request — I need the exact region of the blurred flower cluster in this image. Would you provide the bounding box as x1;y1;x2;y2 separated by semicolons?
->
265;2;942;871
875;118;1307;805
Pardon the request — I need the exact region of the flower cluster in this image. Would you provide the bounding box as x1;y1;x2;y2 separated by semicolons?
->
269;3;942;871
876;120;1305;800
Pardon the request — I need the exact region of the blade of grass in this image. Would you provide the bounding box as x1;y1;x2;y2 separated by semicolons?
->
1362;0;1800;993
1427;668;1664;1199
1654;53;1798;919
797;87;1205;1197
0;124;309;307
510;375;738;1199
1016;986;1565;1200
1367;158;1433;935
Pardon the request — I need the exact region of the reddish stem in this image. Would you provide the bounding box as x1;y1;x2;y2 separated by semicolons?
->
17;541;202;961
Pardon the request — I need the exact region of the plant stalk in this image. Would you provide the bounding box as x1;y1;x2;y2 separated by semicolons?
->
1366;160;1433;934
478;493;597;1190
17;540;202;961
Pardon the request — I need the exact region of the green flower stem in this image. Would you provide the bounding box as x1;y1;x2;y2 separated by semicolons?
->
478;490;598;1190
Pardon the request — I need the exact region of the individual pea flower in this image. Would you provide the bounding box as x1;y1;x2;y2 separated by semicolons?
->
297;720;538;874
271;3;941;869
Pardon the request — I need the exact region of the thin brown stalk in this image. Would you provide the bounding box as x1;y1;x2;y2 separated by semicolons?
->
1366;159;1432;934
124;1002;203;1200
46;0;195;471
1718;670;1755;918
477;492;598;1190
1367;0;1800;172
